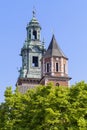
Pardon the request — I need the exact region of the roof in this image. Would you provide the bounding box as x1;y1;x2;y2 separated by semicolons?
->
44;34;67;59
26;13;41;29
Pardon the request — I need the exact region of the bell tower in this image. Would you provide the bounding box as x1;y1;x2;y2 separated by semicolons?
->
17;10;71;92
26;10;41;41
40;34;71;86
17;11;45;93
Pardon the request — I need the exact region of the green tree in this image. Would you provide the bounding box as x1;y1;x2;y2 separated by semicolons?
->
0;81;87;129
68;81;87;130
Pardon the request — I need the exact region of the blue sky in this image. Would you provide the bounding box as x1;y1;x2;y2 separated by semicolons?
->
0;0;87;102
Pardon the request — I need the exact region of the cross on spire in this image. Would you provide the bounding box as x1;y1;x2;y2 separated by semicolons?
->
33;7;36;17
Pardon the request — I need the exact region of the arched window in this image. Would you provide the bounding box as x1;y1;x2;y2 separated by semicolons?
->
56;83;60;86
56;63;59;72
33;30;37;39
46;63;50;72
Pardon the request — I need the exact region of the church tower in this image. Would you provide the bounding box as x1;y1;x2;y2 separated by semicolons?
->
40;34;71;86
17;11;45;93
17;11;71;93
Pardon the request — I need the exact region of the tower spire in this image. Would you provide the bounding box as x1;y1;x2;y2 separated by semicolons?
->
32;6;36;17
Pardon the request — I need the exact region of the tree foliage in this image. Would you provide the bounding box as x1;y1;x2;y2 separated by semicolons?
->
0;81;87;129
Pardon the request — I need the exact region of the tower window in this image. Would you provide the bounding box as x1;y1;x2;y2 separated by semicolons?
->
33;30;37;39
32;56;38;67
56;63;59;72
47;63;50;72
64;64;66;73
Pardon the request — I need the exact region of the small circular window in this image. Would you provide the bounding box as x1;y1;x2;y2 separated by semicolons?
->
56;83;60;86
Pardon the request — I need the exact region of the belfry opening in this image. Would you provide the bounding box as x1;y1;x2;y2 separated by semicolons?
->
33;30;37;40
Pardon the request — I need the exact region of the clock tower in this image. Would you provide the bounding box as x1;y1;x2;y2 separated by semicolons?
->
17;11;45;93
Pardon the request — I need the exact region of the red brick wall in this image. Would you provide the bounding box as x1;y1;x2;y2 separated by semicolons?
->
42;56;68;77
46;79;68;87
